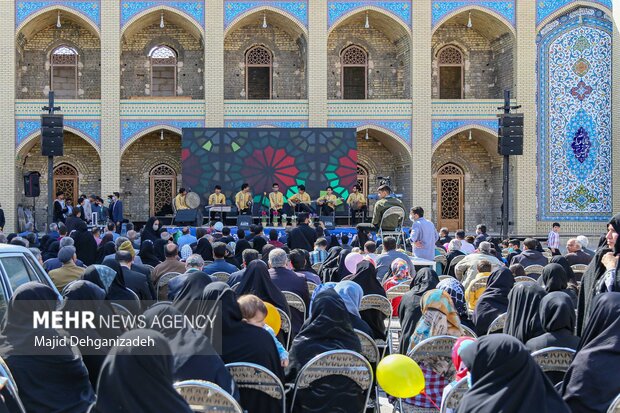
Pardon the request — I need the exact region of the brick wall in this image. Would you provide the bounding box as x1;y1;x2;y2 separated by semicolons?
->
328;23;410;99
357;134;412;207
119;130;182;221
224;22;307;99
431;135;503;232
431;22;514;99
120;22;204;99
19;133;101;228
16;21;101;99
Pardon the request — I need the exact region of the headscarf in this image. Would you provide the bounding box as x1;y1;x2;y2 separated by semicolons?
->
334;249;352;281
473;268;514;336
0;283;95;413
398;267;440;354
141;217;163;243
235;260;289;315
539;291;575;334
308;282;337;315
143;303;239;400
452;336;476;382
540;263;568;292
549;256;577;284
195;237;214;261
318;246;342;283
410;289;463;351
171;271;213;316
286;289;361;382
83;263;139;314
456;334;570;413
577;214;618;334
503;282;545;344
97;241;116;264
72;220;98;266
91;330;192;413
333;281;363;317
390;258;410;282
138;240;161;267
346;260;387;340
153;238;168;262
180;244;192;261
436;277;468;320
562;293;620;413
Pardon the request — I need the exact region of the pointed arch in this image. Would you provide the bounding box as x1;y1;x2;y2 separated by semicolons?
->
537;2;612;30
432;124;498;153
432;6;516;38
17;127;101;156
225;6;308;38
328;6;411;38
120;125;182;156
16;6;100;39
121;6;204;40
357;125;412;157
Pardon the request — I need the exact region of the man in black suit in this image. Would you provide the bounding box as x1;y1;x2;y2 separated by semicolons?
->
116;251;154;309
286;213;317;252
53;191;68;223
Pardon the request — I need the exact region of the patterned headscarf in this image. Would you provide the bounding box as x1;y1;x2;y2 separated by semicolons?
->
390;258;410;282
180;244;192;261
437;277;468;319
452;336;476;382
410;289;463;352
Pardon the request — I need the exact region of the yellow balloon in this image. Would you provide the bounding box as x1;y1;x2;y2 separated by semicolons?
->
376;355;425;398
263;302;281;336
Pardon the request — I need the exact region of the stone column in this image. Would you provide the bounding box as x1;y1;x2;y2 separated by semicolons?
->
1;0;16;231
308;0;328;127
410;0;432;215
205;0;224;127
100;1;121;196
514;0;537;234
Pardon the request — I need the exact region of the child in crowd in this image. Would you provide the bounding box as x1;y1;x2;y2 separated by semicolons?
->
238;294;289;367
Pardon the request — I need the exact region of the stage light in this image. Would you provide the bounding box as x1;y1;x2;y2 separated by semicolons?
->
56;11;62;28
365;11;370;29
160;12;165;28
262;13;268;29
467;11;473;28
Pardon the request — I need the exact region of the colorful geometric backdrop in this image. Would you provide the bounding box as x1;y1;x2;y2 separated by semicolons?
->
182;128;358;207
537;7;612;221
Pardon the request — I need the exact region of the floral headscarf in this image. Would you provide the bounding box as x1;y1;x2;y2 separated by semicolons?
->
409;289;463;352
180;244;192;261
452;336;476;382
390;258;410;282
436;277;468;319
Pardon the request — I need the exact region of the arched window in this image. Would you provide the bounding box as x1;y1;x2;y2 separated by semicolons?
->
245;46;272;99
356;164;368;196
438;46;464;99
149;45;177;97
436;163;464;230
149;164;177;216
53;163;78;204
341;45;367;99
50;46;78;98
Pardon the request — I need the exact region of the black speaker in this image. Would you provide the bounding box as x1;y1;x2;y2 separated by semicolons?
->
236;215;252;230
23;172;41;198
498;114;524;156
319;216;335;230
174;209;202;226
41;114;64;156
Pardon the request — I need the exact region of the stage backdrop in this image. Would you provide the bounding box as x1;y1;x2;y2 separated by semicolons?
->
181;128;358;207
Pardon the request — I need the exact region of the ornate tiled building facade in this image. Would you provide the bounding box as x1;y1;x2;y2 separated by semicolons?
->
0;0;617;235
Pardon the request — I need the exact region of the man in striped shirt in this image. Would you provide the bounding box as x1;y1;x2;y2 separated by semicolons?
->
548;222;561;255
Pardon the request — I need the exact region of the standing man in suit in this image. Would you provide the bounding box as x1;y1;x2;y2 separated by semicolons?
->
53;191;68;223
111;192;124;233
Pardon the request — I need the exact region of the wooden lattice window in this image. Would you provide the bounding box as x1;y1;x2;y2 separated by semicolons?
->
149;45;177;97
438;46;464;99
53;163;78;204
437;163;464;230
50;46;78;99
356;164;368;196
341;45;367;99
246;46;272;100
149;164;176;216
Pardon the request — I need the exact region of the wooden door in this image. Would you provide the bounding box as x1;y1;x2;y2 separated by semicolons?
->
53;164;78;204
437;163;464;230
149;164;176;216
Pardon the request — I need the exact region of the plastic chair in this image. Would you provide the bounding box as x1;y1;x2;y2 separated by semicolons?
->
608;393;620;413
438;275;453;281
448;255;466;279
311;263;321;272
307;281;317;296
377;206;406;248
290;350;373;413
354;329;381;409
225;362;286;413
487;312;507;334
524;265;544;276
211;272;230;283
407;335;458;380
440;377;469;413
461;324;477;338
230;282;240;292
157;272;181;299
531;347;576;375
174;380;243;413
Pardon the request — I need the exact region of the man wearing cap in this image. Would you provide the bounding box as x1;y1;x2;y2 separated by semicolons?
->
48;246;85;291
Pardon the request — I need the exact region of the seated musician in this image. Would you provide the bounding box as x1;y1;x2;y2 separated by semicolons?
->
208;185;227;222
174;188;190;211
347;184;367;224
288;185;312;214
235;183;252;215
317;186;338;217
269;183;284;224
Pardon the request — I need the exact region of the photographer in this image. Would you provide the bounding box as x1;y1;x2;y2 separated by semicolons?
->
358;184;405;232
